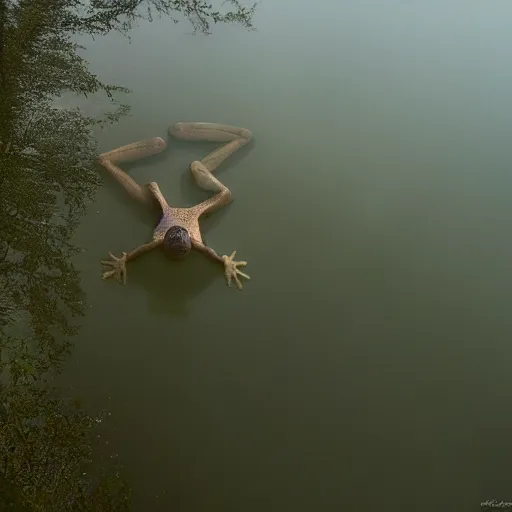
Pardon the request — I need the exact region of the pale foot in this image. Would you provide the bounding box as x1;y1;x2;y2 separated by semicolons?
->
101;252;128;285
222;251;250;290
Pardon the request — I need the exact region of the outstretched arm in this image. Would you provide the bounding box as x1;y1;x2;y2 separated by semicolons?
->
191;239;250;290
191;238;222;263
102;239;162;284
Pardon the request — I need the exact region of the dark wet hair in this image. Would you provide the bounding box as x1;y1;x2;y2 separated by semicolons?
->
163;225;191;259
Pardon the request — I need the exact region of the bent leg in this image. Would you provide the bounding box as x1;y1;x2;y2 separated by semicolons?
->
169;123;251;217
189;161;232;217
98;137;166;205
169;122;252;172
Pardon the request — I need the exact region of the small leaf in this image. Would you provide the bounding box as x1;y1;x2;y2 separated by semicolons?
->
15;360;37;376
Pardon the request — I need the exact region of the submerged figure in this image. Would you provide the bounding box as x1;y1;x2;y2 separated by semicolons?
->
98;122;252;290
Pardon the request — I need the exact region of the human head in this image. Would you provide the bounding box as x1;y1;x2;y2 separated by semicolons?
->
163;225;191;259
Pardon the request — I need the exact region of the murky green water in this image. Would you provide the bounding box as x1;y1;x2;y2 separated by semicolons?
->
66;2;512;510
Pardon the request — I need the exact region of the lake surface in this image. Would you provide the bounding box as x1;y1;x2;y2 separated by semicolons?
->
66;2;512;510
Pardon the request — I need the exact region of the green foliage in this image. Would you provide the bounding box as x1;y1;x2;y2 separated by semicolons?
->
0;0;133;502
0;103;128;370
0;0;131;369
0;337;131;511
60;0;257;36
0;0;134;504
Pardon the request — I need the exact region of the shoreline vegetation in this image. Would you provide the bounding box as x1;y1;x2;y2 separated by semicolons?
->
0;0;255;509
